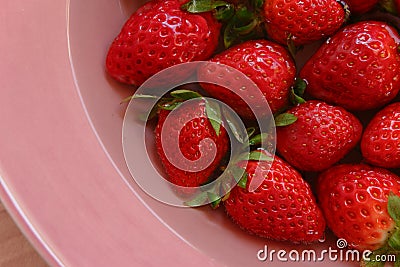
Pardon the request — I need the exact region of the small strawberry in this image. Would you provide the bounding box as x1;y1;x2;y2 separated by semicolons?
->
345;0;379;14
317;164;400;255
106;0;223;87
154;90;229;189
224;153;326;243
361;102;400;169
300;21;400;111
276;100;363;172
198;39;296;120
263;0;346;46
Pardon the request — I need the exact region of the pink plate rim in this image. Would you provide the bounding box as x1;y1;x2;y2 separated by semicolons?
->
0;1;221;266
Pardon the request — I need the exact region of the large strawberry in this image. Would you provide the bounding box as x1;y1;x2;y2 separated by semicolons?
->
154;91;229;189
198;39;296;120
317;164;400;256
106;0;222;87
224;154;326;243
276;100;362;172
361;102;400;169
300;21;400;111
263;0;346;46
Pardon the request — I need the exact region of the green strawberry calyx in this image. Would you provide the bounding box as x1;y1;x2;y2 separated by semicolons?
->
362;192;400;267
181;0;235;21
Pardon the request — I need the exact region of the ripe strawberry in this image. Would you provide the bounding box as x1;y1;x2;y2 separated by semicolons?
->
361;102;400;168
345;0;378;14
317;164;400;253
155;95;229;189
263;0;345;46
106;0;221;87
224;154;326;243
198;39;296;120
276;100;363;172
300;21;400;111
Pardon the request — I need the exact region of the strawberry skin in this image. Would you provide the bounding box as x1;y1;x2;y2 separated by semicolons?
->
361;102;400;168
198;40;296;120
224;155;326;243
276;101;362;172
155;99;229;188
106;0;221;87
317;164;400;251
263;0;345;46
300;21;400;111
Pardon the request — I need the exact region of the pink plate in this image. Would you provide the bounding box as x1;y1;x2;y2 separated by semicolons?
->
0;0;360;266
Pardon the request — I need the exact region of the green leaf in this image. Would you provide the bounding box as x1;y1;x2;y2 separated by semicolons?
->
362;248;388;267
294;78;307;96
222;108;247;143
214;3;235;21
170;89;202;100
388;229;400;250
184;191;209;207
388;192;400;225
237;172;248;189
275;113;297;126
248;150;273;161
181;0;231;14
290;88;306;105
158;101;182;111
205;100;222;136
223;6;260;48
208;192;222;209
249;133;268;146
252;0;264;10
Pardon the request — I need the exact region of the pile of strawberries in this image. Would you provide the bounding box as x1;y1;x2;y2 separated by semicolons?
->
106;0;400;264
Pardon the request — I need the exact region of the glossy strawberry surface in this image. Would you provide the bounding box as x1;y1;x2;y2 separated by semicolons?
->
106;0;221;87
276;101;362;172
300;21;400;111
198;40;296;120
263;0;345;46
317;164;400;251
361;102;400;168
224;156;326;243
155;100;229;188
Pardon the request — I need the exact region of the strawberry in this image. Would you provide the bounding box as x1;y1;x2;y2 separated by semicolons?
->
224;154;326;243
263;0;346;46
106;0;222;87
317;164;400;254
345;0;379;14
300;21;400;111
198;39;296;120
154;92;229;189
361;102;400;169
276;100;363;172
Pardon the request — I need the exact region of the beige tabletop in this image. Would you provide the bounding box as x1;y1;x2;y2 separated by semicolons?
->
0;202;49;267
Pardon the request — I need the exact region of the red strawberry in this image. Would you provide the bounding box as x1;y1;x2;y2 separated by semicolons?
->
198;39;296;120
224;154;326;243
300;21;400;111
317;164;400;253
155;95;229;189
263;0;345;46
276;100;362;172
106;0;221;87
345;0;378;14
361;102;400;168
